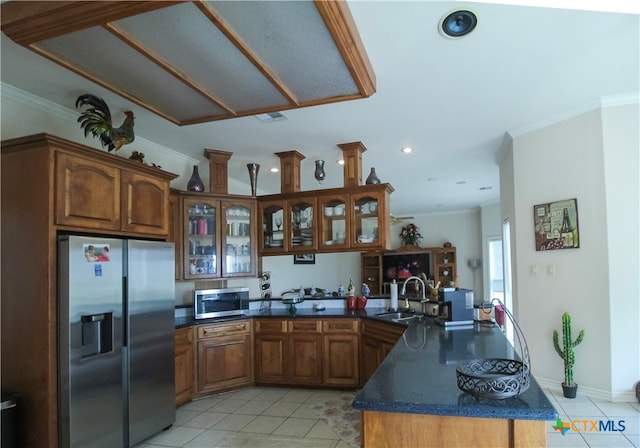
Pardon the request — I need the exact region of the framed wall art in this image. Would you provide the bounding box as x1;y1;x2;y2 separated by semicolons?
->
293;253;315;264
533;198;579;251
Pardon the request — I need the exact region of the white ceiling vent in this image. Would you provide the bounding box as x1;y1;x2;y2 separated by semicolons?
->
255;112;288;123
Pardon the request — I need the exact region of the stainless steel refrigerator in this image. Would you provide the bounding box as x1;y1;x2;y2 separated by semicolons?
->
58;235;175;447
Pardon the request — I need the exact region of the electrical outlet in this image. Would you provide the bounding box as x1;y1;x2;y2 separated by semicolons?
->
530;265;538;276
547;264;556;276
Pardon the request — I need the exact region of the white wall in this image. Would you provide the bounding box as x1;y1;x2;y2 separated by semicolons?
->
601;103;640;398
505;100;639;401
398;210;482;293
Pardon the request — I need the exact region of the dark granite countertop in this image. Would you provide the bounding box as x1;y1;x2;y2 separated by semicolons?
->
175;307;396;328
352;317;558;421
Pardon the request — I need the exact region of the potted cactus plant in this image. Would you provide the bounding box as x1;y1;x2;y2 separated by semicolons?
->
553;312;585;398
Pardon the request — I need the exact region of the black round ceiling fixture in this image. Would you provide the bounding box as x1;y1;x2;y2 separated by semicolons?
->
440;10;478;38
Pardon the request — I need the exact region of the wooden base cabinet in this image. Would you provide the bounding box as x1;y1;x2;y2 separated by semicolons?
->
195;320;253;395
254;318;360;387
289;332;323;385
360;319;404;383
175;327;194;407
322;319;359;387
254;318;323;385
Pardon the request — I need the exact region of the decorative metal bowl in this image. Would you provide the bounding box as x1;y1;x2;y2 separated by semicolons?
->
456;299;530;400
456;358;530;399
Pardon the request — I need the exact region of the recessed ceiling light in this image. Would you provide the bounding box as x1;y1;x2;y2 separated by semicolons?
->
270;167;279;173
337;159;345;165
401;147;413;154
439;9;478;39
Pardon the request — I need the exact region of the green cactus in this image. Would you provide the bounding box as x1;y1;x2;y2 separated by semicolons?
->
553;312;585;386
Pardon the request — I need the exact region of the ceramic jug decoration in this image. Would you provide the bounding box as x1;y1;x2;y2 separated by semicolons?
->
361;283;370;297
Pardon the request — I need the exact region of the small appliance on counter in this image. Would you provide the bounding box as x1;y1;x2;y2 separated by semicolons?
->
423;300;440;317
436;288;475;328
194;287;249;319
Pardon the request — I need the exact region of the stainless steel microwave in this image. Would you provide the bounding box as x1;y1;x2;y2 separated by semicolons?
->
194;287;249;319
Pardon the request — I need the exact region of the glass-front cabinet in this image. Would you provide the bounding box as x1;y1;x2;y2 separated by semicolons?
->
257;184;393;255
221;200;256;277
289;197;316;252
351;189;386;250
259;199;287;254
181;195;256;280
318;193;349;251
183;198;219;279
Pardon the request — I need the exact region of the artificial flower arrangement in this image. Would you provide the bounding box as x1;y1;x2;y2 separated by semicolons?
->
399;223;423;246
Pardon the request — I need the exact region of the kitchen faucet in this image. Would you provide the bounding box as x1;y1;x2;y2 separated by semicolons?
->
400;276;429;312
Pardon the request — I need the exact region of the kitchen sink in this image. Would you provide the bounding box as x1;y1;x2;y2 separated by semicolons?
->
375;311;422;323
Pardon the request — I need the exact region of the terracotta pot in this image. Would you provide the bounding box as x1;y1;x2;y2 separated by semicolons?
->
356;296;367;310
346;296;357;310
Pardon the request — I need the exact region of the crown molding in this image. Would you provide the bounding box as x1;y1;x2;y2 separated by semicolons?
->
507;92;640;139
1;82;200;166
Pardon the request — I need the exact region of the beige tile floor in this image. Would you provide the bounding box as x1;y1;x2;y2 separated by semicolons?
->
135;386;639;448
545;389;639;448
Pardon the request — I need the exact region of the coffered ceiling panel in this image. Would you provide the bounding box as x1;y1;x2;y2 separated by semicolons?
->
0;0;375;125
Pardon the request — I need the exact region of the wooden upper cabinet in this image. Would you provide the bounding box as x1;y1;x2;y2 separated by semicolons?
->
258;183;393;256
54;149;174;236
55;151;121;230
121;170;170;236
2;133;180;238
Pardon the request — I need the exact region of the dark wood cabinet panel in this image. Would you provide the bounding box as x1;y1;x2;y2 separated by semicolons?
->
289;333;322;385
175;327;194;407
255;333;287;383
323;333;359;386
360;319;404;384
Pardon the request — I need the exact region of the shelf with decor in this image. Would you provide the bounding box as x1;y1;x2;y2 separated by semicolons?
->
360;251;383;296
360;246;458;295
432;247;457;287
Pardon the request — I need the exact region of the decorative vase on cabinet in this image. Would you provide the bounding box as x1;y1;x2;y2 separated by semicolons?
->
187;165;205;192
365;167;381;184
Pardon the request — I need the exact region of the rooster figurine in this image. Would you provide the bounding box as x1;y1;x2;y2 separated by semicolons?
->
76;94;135;153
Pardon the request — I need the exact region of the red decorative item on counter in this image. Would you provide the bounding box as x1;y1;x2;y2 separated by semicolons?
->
346;296;357;310
356;296;367;310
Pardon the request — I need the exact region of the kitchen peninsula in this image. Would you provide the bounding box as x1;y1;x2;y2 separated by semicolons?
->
353;317;557;448
177;307;557;448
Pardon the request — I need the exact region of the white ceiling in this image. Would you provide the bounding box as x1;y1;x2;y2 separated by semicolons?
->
1;1;638;216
